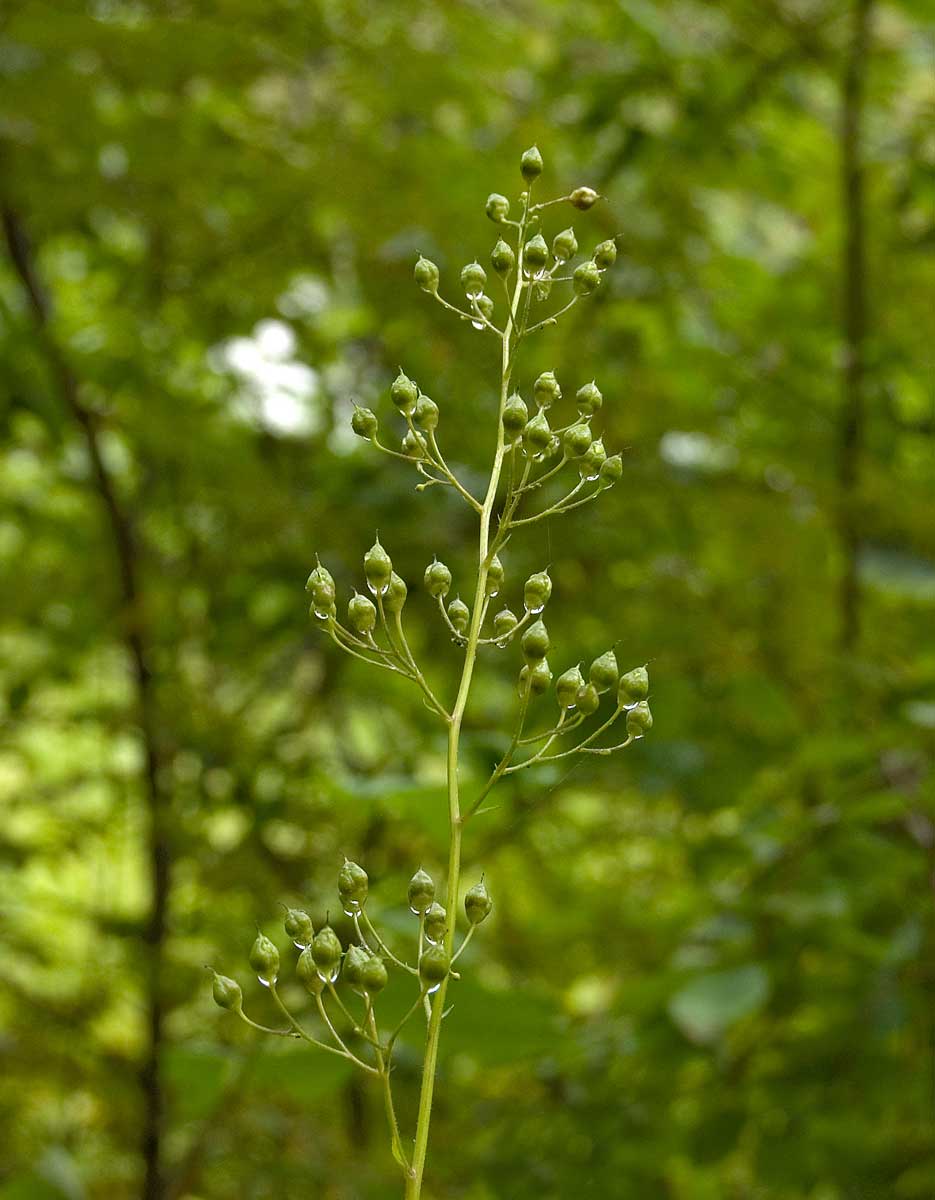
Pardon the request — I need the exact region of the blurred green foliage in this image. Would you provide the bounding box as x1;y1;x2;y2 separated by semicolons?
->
1;1;934;1198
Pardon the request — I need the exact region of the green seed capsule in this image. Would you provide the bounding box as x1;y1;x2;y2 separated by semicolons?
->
552;227;578;262
460;261;487;297
563;421;593;458
523;234;549;274
448;597;469;635
414;255;440;293
569;186;600;210
424;558;452;598
556;663;585;709
523;409;552;456
408;867;436;915
533;371;561;409
486;554;504;597
493;607;519;638
626;700;653;737
402;429;428;458
360;956;388;995
520;145;543;181
364;540;393;596
522;618;550;662
343;944;370;990
524;571;552;613
419;943;450;988
338;859;369;911
619;664;649;703
348;591;377;634
590;649;619;693
212;972;242;1011
486;193;510;223
311;924;343;972
576;682;601;715
309;598;336;625
473;294;495;326
283;907;314;947
464;878;492;925
413;394;439;431
594;239;617;269
491;238;515;276
249;933;280;983
529;657;552;694
544;433;562;460
534;277;552;303
601;454;623;485
306;560;335;598
296;947;326;994
573;260;601;296
502;393;529;438
383;572;408;614
390;370;419;415
423;901;447;945
579;439;607;480
575;380;603;415
351;406;378;439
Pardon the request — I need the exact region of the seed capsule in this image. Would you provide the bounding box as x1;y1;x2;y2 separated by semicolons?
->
619;664;649;703
493;607;519;638
311;924;343;972
338;859;369;910
343;943;370;990
383;572;408;614
523;409;552;456
523;571;552;613
533;371;561;408
460;261;487;297
390;370;419;415
402;428;428;458
544;434;562;459
552;227;578;262
590;649;619;693
522;618;550;662
424;558;452;598
486;554;504;597
360;956;388;995
486;193;510;223
556;663;585;709
419;943;450;988
408;867;436;915
520;145;543;181
309;598;336;625
576;682;601;715
523;234;549;274
569;186;600;210
296;947;326;994
502;393;529;439
491;238;515;276
212;972;242;1012
464;878;492;925
351;406;378;439
413;394;439;431
579;439;607;480
626;700;653;738
473;294;495;328
601;454;623;485
414;255;440;293
364;540;393;596
563;421;593;459
594;239;617;269
306;560;335;599
534;277;552;303
575;380;603;415
249;933;280;984
423;901;447;945
348;591;377;634
283;907;314;948
528;658;552;694
573;260;601;296
448;597;469;636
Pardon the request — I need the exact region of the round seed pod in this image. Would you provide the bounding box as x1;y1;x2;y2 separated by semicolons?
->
563;421;593;458
306;561;335;602
573;260;601;296
424;559;452;599
419;943;450;987
502;393;529;438
383;572;408;614
619;665;649;703
522;618;550;662
534;277;553;303
544;434;562;460
575;380;603;415
578;439;607;480
343;944;370;990
212;972;242;1011
491;238;515;276
460;261;487;297
364;540;393;596
351;406;378;439
520;145;543;181
360;956;388;995
464;878;492;925
556;664;585;709
390;370;419;415
486;555;504;597
590;650;619;693
448;597;470;636
576;682;601;715
529;658;552;695
423;901;447;945
626;700;653;737
569;186;600;210
593;239;617;269
338;859;369;911
523;409;552;456
408;867;436;915
523;234;549;274
249;933;280;983
552;227;578;262
474;294;495;326
524;571;552;613
348;591;377;635
296;947;326;994
311;924;343;972
493;608;519;638
414;255;440;293
309;598;336;625
486;193;510;223
533;371;561;408
283;907;314;947
601;454;623;486
413;394;439;431
402;429;427;458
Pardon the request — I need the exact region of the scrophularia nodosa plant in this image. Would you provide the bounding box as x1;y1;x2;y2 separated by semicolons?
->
213;146;653;1198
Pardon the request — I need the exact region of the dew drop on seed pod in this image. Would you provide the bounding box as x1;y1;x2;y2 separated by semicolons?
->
317;966;339;984
527;601;545;615
343;903;360;917
426;981;442;995
496;638;510;649
257;975;276;988
292;939;305;951
582;466;601;482
313;605;332;620
471;317;485;330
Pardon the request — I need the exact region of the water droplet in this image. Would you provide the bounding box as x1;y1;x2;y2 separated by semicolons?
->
582;468;600;482
527;602;545;615
313;606;332;620
496;638;510;650
292;939;307;951
409;904;422;916
426;982;442;995
343;903;361;917
317;967;339;984
471;318;484;330
257;975;277;988
487;584;500;598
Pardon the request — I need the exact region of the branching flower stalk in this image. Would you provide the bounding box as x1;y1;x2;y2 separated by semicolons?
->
213;147;654;1199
